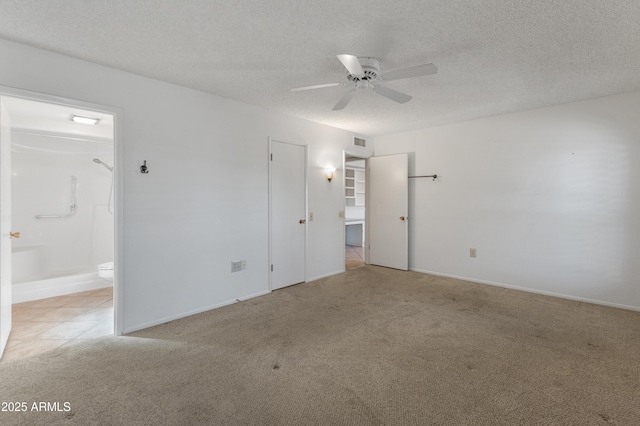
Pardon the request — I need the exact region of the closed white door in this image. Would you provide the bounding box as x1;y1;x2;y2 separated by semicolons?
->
270;141;306;290
0;100;12;358
369;154;408;270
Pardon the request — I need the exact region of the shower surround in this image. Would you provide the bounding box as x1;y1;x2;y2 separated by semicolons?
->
11;131;113;302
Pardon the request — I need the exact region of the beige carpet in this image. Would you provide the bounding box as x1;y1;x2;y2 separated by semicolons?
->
0;266;639;425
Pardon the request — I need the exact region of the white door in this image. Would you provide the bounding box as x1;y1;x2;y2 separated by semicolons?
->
270;141;306;290
0;100;12;358
369;154;408;270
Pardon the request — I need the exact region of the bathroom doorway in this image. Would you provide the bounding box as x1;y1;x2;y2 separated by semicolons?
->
344;153;368;270
0;88;120;362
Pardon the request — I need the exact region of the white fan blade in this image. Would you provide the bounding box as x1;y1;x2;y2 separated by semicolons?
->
291;82;342;92
337;54;364;76
374;86;412;104
381;63;437;81
332;90;356;111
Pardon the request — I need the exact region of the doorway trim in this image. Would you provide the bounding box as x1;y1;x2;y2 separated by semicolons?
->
0;85;124;335
343;150;370;271
268;137;308;292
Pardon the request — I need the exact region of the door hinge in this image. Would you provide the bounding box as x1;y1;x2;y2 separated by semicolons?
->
270;153;273;161
271;264;273;272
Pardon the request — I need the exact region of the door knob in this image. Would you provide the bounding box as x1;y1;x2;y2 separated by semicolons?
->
399;216;406;221
299;219;306;224
10;231;20;239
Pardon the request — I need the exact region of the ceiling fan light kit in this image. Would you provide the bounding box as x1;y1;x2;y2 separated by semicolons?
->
292;54;437;110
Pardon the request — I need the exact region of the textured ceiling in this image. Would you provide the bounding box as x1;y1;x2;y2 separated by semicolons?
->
1;0;639;136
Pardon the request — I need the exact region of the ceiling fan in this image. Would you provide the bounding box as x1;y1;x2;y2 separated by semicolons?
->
291;54;437;111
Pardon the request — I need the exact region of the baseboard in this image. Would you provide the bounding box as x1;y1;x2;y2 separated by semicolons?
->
306;270;344;283
13;273;111;303
122;290;271;335
409;268;640;312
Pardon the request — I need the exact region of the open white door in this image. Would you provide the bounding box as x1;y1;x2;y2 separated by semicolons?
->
369;153;408;270
0;100;12;358
270;140;306;290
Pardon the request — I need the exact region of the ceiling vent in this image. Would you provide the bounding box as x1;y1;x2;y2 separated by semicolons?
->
354;137;366;147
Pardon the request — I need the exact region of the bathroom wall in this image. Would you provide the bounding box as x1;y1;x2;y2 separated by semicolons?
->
11;131;114;282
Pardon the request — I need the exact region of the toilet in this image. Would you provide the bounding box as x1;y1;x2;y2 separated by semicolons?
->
98;261;114;281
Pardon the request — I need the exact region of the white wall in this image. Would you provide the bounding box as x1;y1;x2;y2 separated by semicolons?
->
375;90;640;310
11;132;113;281
0;39;373;332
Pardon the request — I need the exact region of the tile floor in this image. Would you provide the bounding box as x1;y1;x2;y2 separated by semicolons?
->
346;245;365;270
1;287;113;363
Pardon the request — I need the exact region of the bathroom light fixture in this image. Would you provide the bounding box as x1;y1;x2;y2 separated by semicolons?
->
324;167;336;182
71;114;99;125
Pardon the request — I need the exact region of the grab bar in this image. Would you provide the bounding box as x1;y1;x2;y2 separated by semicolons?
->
35;176;77;219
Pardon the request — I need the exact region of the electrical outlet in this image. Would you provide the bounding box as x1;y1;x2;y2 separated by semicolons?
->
470;248;476;258
309;212;314;221
231;260;242;272
242;260;246;270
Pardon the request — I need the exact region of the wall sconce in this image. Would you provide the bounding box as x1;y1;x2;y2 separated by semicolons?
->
324;167;336;182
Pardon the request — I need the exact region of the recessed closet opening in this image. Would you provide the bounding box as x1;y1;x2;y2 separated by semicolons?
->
344;154;367;270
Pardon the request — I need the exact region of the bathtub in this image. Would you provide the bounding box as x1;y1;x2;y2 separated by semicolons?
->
12;245;110;303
